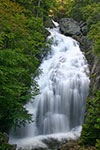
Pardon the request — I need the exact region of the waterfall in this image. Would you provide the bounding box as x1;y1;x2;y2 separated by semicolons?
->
9;22;90;149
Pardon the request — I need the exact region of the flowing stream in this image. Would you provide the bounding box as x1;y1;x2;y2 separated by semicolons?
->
9;22;90;150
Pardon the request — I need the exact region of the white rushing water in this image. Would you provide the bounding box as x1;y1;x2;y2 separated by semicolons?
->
9;22;90;149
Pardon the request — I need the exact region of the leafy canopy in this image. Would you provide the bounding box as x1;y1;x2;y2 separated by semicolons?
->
0;0;48;132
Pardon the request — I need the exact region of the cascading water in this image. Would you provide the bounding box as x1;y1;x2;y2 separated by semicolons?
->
9;22;90;149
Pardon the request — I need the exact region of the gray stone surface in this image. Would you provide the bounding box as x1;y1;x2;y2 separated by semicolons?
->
17;137;68;150
59;18;81;36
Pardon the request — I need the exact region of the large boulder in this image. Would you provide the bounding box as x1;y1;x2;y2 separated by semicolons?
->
59;18;81;36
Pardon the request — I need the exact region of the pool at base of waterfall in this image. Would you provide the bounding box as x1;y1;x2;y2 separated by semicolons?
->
9;126;82;150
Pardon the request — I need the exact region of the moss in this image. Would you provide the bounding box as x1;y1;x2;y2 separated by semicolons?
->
90;74;95;78
95;139;100;150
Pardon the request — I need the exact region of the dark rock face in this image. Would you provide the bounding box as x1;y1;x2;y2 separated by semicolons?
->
72;33;100;94
59;18;81;36
89;55;100;93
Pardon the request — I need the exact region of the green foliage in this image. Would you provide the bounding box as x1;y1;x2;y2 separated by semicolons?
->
82;2;100;31
81;90;100;146
64;0;100;21
0;0;48;132
52;0;71;19
87;21;100;54
64;0;100;55
11;0;55;21
65;0;89;21
96;139;100;149
0;132;16;150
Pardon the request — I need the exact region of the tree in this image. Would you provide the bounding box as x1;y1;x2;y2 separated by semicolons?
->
81;90;100;146
0;0;47;132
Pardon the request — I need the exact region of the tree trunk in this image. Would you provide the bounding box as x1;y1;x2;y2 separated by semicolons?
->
36;0;42;17
38;0;41;7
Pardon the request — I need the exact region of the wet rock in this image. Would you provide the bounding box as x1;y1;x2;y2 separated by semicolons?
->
59;18;81;36
72;35;94;71
42;137;67;150
72;34;100;94
89;55;100;93
18;146;48;150
17;137;68;150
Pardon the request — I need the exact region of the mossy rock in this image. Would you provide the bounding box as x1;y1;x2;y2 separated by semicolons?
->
0;132;16;150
